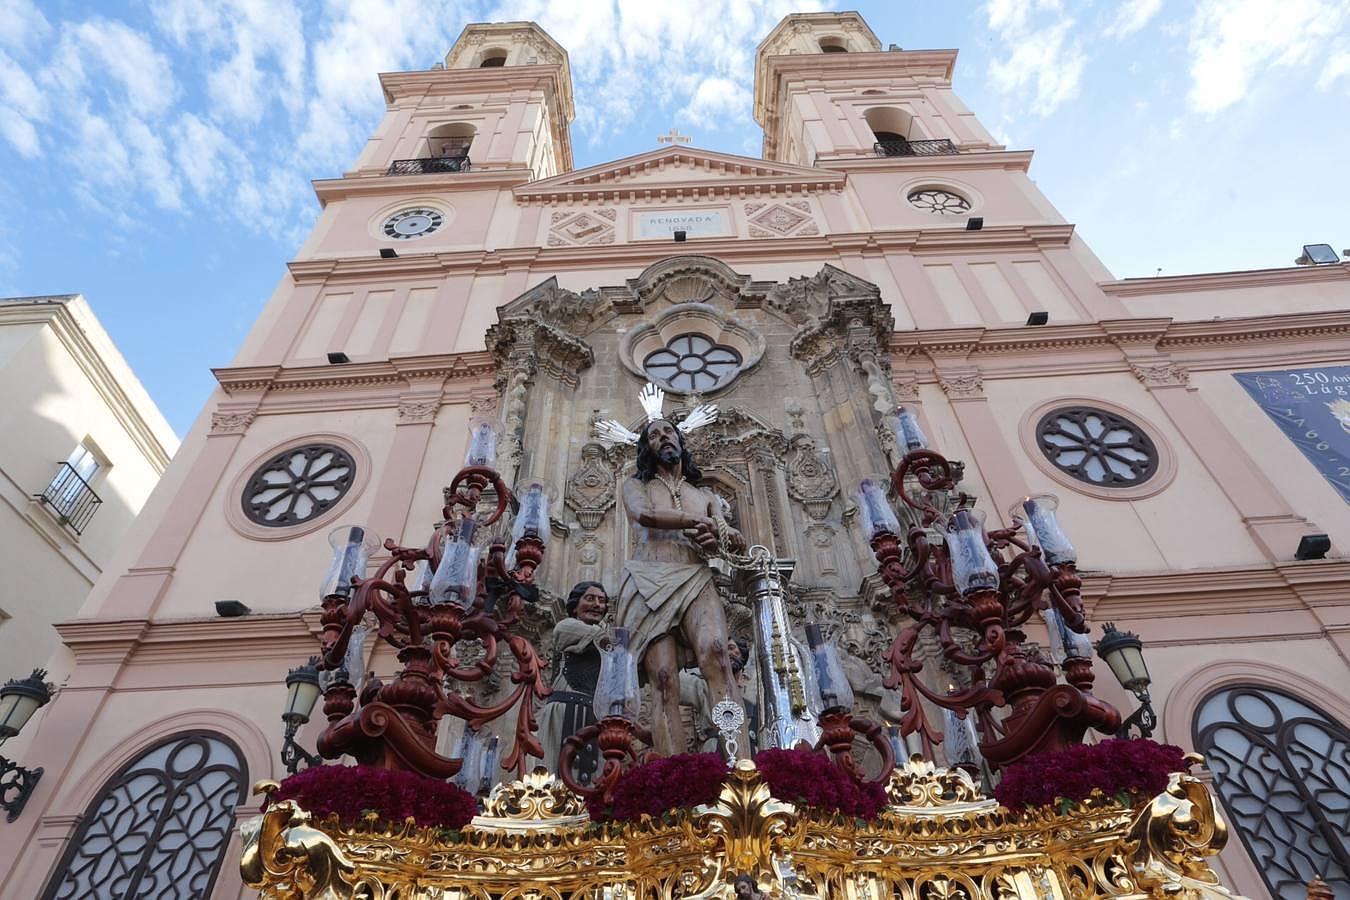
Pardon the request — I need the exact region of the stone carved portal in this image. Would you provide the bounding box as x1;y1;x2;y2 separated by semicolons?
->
476;257;938;776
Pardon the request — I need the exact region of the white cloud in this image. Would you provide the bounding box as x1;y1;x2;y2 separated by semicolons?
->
1186;0;1350;114
0;49;44;155
491;0;822;143
0;0;50;50
1320;42;1350;88
55;19;179;118
1104;0;1163;39
679;77;749;130
986;9;1086;115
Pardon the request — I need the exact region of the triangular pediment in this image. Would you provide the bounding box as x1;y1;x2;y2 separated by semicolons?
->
515;145;843;198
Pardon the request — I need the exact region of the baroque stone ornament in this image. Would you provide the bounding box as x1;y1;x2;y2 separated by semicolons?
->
785;434;838;520
565;441;617;530
395;397;440;423
240;759;1250;899
210;409;256;435
1129;360;1191;387
938;370;984;399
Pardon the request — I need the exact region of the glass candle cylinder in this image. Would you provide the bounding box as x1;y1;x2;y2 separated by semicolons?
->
947;509;999;595
428;518;480;609
512;482;551;546
464;418;498;468
892;406;928;451
942;707;983;768
1041;605;1069;665
857;477;901;539
593;627;640;721
1018;494;1076;565
319;525;380;600
805;623;855;713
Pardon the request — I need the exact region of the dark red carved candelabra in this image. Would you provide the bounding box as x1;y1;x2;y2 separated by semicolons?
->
314;432;552;780
865;415;1120;769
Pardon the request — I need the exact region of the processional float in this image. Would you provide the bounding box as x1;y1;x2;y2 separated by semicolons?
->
241;393;1249;900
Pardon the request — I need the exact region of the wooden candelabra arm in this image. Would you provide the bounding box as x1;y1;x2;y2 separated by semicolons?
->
816;710;896;786
558;717;639;804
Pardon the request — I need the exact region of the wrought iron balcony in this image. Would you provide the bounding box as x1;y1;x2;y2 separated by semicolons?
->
874;138;958;158
387;156;471;176
36;462;103;534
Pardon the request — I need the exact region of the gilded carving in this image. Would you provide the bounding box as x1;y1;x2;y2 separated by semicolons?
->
1125;755;1244;899
480;767;587;822
240;792;357;900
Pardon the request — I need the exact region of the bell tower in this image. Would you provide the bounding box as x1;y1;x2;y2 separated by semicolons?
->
350;21;575;180
753;12;1000;165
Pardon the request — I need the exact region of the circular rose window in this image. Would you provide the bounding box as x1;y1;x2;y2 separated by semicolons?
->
242;444;356;526
643;333;742;392
1035;407;1158;487
907;189;971;215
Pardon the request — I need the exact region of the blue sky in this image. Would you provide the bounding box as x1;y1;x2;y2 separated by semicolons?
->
2;1;1348;436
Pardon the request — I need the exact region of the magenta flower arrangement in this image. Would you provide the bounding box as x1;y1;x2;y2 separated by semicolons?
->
754;748;889;820
265;764;479;830
586;752;729;823
993;738;1187;812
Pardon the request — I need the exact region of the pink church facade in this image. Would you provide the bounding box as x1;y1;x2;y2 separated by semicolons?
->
1;13;1347;900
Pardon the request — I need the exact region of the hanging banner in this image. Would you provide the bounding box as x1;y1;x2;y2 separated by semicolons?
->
1233;366;1350;504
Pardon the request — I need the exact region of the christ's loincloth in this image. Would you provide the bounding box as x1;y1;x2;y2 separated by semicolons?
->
617;559;715;668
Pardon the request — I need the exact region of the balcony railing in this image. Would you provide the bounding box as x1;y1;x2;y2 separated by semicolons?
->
874;139;958;158
387;156;471;176
36;462;103;534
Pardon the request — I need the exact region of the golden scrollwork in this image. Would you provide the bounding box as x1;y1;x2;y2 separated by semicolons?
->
1125;754;1247;899
886;755;988;808
238;758;1249;900
240;785;358;900
480;766;588;823
687;759;802;885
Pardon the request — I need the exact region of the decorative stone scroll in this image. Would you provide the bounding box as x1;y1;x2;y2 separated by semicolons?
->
210;409;257;435
564;442;617;530
1129;361;1190;388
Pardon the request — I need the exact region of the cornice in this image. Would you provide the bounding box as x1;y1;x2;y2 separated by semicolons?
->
1083;559;1350;622
889;308;1350;360
0;300;175;471
514;174;845;204
213;353;495;397
313;168;534;206
53;618;151;665
758;48;958;97
282;225;1077;286
824;149;1034;175
378;64;567;104
1100;262;1350;297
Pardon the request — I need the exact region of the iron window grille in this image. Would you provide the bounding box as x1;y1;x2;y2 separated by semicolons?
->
35;462;103;534
40;731;247;900
1193;686;1350;900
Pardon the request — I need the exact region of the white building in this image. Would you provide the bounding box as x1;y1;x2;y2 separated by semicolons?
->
0;295;178;674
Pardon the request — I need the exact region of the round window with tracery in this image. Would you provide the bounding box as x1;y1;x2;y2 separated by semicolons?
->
643;334;742;392
242;443;356;526
1035;407;1158;487
907;189;971;215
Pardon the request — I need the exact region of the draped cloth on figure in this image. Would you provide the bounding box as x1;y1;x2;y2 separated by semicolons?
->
617;559;714;669
537;617;604;779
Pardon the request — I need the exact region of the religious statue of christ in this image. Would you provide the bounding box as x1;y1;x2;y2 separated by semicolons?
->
597;386;748;756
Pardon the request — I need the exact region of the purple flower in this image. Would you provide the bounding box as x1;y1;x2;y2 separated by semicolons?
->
265;764;478;830
993;739;1186;811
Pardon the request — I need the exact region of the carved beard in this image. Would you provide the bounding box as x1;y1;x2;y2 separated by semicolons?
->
657;444;681;466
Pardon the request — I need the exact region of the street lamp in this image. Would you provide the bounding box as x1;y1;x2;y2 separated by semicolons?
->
1095;623;1156;738
281;657;323;775
1;668;54;821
